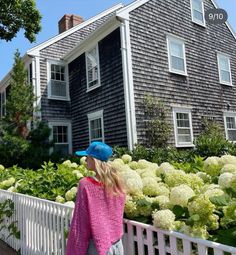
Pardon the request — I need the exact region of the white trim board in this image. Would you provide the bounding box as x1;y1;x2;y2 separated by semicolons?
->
27;3;124;56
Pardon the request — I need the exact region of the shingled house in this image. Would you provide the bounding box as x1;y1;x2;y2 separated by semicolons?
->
1;0;236;154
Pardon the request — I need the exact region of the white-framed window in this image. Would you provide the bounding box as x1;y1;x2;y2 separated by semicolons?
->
86;44;100;91
87;110;104;143
47;60;69;100
217;53;232;86
173;108;194;147
167;35;187;76
48;121;72;155
190;0;205;26
0;90;6;118
224;113;236;142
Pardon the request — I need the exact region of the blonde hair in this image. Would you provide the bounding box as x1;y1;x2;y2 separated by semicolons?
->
93;158;126;196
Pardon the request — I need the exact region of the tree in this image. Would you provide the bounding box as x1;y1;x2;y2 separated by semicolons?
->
0;0;41;42
143;95;171;147
5;50;36;138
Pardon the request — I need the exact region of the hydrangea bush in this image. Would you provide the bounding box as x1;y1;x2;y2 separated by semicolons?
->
0;154;236;247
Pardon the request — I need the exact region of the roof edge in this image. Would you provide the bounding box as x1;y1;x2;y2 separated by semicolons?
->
27;3;124;56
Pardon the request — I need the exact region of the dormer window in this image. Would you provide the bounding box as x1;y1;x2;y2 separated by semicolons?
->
86;45;100;91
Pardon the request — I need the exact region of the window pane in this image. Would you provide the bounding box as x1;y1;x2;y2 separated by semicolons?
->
221;70;230;82
193;0;202;12
194;10;203;22
171;56;184;71
54;144;69;155
177;128;191;135
170;41;183;58
228;130;236;141
51;80;67;97
219;58;229;71
178;135;191;143
226;117;236;129
90;118;102;140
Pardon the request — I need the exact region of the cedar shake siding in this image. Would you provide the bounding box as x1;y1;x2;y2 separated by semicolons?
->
69;28;127;150
128;0;236;145
39;11;117;122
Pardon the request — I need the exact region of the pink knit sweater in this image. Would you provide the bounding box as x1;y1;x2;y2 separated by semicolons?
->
66;177;125;255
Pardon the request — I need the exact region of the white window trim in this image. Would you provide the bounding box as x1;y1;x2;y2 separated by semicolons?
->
167;35;187;76
217;53;232;86
223;112;236;142
173;107;194;147
48;121;72;154
85;44;101;92
190;0;206;27
47;60;70;101
87;110;104;143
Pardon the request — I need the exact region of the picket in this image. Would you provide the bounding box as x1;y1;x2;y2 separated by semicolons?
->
0;190;236;255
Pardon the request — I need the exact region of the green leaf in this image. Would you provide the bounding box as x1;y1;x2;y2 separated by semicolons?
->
209;194;230;206
172;205;188;218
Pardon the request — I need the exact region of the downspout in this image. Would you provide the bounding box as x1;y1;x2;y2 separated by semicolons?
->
119;17;137;151
31;52;42;121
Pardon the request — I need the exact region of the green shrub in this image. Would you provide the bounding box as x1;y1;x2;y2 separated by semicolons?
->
195;118;234;157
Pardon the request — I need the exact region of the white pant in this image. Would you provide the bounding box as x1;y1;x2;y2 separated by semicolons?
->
87;239;124;255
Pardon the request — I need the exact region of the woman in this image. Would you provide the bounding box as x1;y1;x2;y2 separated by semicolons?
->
66;141;126;255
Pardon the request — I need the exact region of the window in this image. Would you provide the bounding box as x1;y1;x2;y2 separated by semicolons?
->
86;45;100;91
49;122;72;155
0;90;6;118
167;35;187;75
88;110;104;142
47;61;69;100
191;0;205;26
27;63;33;85
217;54;232;85
173;108;193;147
224;113;236;142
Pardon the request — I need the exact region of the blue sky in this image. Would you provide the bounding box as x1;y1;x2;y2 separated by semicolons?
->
0;0;235;80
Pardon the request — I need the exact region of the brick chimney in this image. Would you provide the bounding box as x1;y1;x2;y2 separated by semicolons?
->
58;14;84;33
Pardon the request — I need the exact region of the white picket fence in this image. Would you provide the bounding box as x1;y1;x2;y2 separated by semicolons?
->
0;190;236;255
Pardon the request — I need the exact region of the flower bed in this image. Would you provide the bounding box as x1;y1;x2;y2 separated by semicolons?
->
0;154;236;248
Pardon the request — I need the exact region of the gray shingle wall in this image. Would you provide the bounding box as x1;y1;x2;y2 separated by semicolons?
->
69;28;127;150
39;12;116;122
129;0;236;145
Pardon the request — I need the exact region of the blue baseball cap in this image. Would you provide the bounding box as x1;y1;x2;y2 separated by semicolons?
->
75;141;113;161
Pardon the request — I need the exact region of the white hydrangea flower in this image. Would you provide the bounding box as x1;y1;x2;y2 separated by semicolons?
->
220;164;236;174
203;156;221;176
151;195;171;209
80;156;87;166
170;185;195;207
137;159;151;169
142;178;169;197
72;170;83;179
219;155;236;166
218;172;233;189
121;170;143;195
152;209;176;230
204;189;224;198
128;161;139;170
121;154;132;164
156;162;175;176
55;195;65;204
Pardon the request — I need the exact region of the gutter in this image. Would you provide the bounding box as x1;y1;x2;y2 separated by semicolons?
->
118;15;137;151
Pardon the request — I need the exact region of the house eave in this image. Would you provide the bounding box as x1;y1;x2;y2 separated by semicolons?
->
0;54;32;90
27;3;124;56
116;0;236;40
